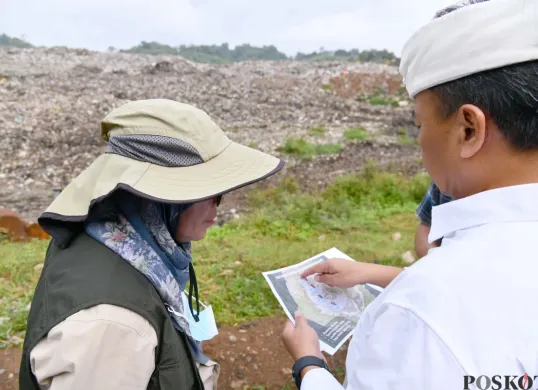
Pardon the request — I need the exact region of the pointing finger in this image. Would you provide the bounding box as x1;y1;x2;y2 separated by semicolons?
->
300;262;328;279
315;273;338;286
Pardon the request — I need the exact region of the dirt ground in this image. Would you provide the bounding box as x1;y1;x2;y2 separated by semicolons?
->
0;348;19;390
0;316;350;390
203;316;349;389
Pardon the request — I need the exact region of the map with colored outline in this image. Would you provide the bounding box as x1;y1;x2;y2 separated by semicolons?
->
263;248;382;355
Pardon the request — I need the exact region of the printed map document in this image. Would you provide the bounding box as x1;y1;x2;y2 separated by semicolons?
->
262;248;383;355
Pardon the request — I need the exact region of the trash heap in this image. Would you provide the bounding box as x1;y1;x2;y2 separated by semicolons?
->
0;46;414;222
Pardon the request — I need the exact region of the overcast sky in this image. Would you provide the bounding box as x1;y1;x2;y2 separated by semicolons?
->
3;0;457;56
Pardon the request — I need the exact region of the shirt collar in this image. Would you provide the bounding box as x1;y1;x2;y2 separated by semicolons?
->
429;183;538;243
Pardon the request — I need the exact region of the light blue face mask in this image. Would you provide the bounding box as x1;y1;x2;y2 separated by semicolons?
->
168;292;218;341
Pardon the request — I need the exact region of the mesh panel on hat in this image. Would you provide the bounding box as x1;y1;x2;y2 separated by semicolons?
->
105;134;204;167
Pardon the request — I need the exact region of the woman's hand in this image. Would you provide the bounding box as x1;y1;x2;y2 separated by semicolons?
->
301;258;403;289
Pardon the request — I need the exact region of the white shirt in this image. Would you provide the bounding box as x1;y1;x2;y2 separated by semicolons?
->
302;184;538;389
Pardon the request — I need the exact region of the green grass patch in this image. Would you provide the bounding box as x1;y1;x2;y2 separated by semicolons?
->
277;137;342;160
0;168;429;345
0;239;47;347
357;94;400;108
368;96;400;107
315;143;342;154
308;125;326;137
344;127;369;141
397;128;417;145
396;86;408;97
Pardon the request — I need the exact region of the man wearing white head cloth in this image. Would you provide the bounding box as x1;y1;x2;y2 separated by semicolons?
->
280;0;538;389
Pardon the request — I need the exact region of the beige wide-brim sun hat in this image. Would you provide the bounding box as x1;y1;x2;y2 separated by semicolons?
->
38;99;284;228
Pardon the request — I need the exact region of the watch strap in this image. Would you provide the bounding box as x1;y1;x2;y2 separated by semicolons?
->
292;355;330;389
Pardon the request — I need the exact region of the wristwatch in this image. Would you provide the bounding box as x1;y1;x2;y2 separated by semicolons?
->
292;356;331;389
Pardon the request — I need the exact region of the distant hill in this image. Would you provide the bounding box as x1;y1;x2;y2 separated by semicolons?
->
123;41;400;65
295;48;400;66
121;42;289;63
0;34;33;48
0;33;399;65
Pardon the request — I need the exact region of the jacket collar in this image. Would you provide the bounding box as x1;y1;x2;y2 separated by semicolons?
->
429;183;538;243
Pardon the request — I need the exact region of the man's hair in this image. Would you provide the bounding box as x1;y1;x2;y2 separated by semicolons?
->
430;0;538;151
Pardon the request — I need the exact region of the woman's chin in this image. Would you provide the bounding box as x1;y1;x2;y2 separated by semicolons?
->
192;227;212;241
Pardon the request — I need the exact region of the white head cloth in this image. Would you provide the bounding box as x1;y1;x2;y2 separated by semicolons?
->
399;0;538;98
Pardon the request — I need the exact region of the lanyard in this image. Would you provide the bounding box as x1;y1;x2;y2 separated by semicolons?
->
188;262;200;322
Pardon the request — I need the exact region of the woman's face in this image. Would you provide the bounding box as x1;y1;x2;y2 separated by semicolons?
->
175;197;219;242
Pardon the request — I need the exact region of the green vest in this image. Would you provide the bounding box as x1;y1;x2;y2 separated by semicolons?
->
19;233;204;390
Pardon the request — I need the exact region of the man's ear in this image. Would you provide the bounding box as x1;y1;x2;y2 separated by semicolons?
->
455;104;487;159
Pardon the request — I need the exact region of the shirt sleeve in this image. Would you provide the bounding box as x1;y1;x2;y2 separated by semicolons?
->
30;304;158;390
301;367;344;389
345;303;465;390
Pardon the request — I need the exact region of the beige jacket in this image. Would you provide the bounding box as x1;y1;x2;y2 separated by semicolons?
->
30;304;219;390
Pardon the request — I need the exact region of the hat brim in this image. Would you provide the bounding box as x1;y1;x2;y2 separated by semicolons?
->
40;141;284;222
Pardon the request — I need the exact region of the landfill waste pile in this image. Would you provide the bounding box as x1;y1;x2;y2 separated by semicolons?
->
0;46;418;223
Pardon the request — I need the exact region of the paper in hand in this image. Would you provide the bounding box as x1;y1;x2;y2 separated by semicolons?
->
262;247;383;355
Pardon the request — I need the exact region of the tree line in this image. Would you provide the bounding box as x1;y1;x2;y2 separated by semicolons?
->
120;41;399;65
0;34;33;48
1;34;400;65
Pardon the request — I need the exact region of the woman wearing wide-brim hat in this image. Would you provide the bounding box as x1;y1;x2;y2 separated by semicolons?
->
19;99;284;390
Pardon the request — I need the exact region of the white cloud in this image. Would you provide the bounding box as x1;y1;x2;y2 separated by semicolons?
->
272;0;457;55
2;0;459;55
3;0;203;49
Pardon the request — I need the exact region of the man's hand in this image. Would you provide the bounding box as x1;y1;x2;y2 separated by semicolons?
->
301;258;370;288
282;312;323;362
301;258;403;289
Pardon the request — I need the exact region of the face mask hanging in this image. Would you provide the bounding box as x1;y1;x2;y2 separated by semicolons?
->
167;292;218;341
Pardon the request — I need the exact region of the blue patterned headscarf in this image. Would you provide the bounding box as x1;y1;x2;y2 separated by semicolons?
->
85;192;209;363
